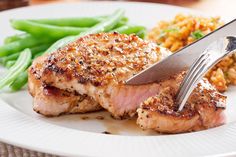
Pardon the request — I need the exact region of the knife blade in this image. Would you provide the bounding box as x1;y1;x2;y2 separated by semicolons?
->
126;18;236;85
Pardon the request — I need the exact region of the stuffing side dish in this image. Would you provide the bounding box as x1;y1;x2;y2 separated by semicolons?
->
147;14;236;92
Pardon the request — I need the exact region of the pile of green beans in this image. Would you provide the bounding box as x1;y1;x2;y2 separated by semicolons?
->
0;49;31;89
0;9;147;91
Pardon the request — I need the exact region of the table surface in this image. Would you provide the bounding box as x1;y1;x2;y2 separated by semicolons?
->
2;0;235;156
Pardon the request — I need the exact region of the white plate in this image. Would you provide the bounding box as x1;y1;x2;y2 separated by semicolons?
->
0;2;236;157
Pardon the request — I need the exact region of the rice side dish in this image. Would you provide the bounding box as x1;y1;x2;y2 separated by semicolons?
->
147;14;236;92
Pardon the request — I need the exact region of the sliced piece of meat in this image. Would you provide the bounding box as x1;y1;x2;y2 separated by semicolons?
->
29;32;171;118
28;58;102;117
33;86;101;117
137;73;226;134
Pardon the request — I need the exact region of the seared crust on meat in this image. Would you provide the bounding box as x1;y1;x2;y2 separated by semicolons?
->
29;32;227;133
38;32;169;86
28;57;102;117
30;33;171;118
137;74;226;134
32;86;102;117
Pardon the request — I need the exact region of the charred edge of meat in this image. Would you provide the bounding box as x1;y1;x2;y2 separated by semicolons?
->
102;131;112;134
140;79;226;119
109;109;137;120
141;87;198;119
38;32;163;87
44;62;66;75
34;104;102;117
43;85;89;100
80;116;90;120
30;67;41;80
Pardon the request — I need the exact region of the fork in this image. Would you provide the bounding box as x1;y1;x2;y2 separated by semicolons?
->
176;36;236;111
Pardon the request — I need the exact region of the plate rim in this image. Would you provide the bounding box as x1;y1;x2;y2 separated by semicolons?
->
0;1;235;157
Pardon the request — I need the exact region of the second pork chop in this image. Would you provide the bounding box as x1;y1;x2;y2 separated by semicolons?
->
137;72;226;133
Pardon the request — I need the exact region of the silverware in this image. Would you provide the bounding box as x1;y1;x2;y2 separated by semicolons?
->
176;36;236;111
126;19;236;85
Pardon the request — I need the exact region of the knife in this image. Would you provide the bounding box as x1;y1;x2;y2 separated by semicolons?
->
126;18;236;85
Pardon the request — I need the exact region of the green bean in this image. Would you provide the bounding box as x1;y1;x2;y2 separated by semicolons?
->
0;48;31;89
30;43;52;56
46;9;125;53
8;49;44;91
112;25;147;39
5;16;127;45
4;33;29;44
113;19;128;29
79;9;125;35
8;50;43;91
33;17;102;27
5;61;16;69
136;30;146;39
2;44;48;89
8;49;43;91
0;43;51;65
0;34;55;57
0;53;19;65
31;16;128;27
10;70;28;91
33;51;44;59
113;25;146;35
11;20;88;38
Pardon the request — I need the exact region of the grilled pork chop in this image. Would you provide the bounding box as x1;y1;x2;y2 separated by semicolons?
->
29;32;171;118
29;56;101;117
29;32;226;133
137;72;226;133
